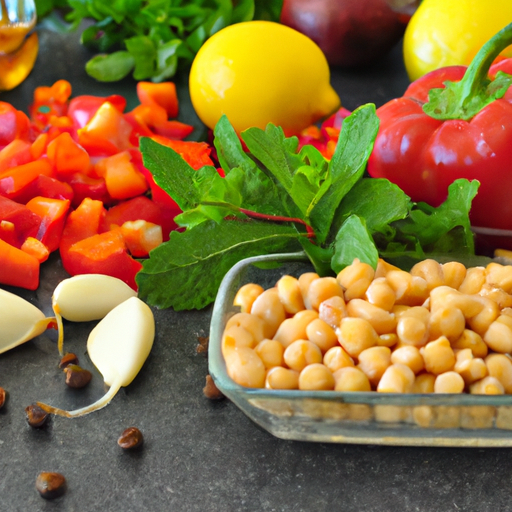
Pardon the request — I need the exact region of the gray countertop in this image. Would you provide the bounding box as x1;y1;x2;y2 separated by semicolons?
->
1;25;509;512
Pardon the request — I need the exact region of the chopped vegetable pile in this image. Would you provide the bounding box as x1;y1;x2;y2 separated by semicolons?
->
0;79;212;290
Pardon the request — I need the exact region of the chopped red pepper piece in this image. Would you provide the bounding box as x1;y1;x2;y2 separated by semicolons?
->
0;158;53;201
120;219;162;257
0;195;41;243
47;132;91;176
25;196;70;253
137;81;179;118
0;237;40;290
67;94;127;130
21;236;50;263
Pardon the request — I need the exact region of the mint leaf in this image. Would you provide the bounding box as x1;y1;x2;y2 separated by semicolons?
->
140;137;203;211
136;219;301;310
332;215;379;273
85;51;134;82
333;178;411;235
309;104;380;243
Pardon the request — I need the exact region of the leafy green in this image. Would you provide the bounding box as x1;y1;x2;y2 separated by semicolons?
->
137;106;484;310
35;0;283;82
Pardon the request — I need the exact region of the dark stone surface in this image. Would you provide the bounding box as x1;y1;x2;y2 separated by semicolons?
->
1;24;508;512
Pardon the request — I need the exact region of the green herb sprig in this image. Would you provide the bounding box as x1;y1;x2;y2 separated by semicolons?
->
36;0;282;82
136;105;487;310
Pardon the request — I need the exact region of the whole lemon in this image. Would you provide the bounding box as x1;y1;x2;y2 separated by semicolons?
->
404;0;512;81
189;21;340;134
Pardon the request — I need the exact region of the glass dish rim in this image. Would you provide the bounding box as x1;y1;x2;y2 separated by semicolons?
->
208;251;512;408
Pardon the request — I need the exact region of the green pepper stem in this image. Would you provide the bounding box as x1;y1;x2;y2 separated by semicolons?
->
423;22;512;120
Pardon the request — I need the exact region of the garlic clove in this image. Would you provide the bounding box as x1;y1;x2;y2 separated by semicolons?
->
0;288;53;354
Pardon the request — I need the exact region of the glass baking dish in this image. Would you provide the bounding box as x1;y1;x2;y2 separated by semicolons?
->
208;252;512;447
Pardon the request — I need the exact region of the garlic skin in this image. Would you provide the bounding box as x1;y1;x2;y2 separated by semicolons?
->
87;296;155;387
52;274;137;322
0;288;52;354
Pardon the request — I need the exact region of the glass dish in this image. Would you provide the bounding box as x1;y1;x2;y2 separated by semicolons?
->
209;252;512;447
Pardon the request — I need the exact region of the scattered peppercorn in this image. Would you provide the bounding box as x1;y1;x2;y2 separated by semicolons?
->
203;375;225;400
64;365;92;388
117;427;144;450
59;353;79;369
0;387;6;409
35;472;66;499
25;404;49;428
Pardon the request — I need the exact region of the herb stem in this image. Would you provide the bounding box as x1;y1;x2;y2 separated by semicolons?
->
239;208;315;239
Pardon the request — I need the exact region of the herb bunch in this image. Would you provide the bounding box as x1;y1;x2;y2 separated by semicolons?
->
35;0;282;82
136;105;486;311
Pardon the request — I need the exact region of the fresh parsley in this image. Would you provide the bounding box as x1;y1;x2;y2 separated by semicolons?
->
35;0;283;82
136;105;487;310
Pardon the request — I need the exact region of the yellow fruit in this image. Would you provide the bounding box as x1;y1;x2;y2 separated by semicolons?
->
404;0;512;81
189;21;340;134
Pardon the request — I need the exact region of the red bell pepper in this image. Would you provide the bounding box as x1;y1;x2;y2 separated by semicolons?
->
46;132;91;176
67;94;127;130
367;23;512;233
0;158;53;200
0;102;30;148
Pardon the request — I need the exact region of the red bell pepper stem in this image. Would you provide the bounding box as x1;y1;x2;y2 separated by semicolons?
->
424;22;512;121
238;207;315;239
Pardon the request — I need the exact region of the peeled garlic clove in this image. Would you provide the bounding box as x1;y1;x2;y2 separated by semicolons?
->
52;274;137;322
38;296;154;418
52;274;137;355
0;288;53;354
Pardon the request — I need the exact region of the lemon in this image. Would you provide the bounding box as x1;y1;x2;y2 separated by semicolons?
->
404;0;512;81
189;21;340;134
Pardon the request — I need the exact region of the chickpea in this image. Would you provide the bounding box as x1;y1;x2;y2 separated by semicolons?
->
299;363;335;390
333;367;371;392
386;270;428;306
452;329;488;359
233;283;264;313
394;305;430;323
412;373;436;393
442;261;467;290
496;314;512;330
396;315;428;347
323;346;354;373
251;288;286;339
222;326;256;358
479;284;512;309
434;372;465;393
458;266;486;295
273;309;318;348
357;346;391;387
483;320;512;354
469;376;505;395
420;337;455;375
306;277;344;311
254;339;284;369
306;318;338;352
486;261;512;293
454;349;487;386
430;286;483;318
346;299;397;335
276;275;305;314
410;259;445;291
391;346;424;374
467;296;499;336
365;277;396;311
225;312;266;344
298;272;320;303
318;295;347;329
225;346;266;388
378;333;398;348
485;353;512;393
336;259;374;292
377;364;415;393
375;258;400;279
265;367;299;390
428;306;465;342
337;317;379;358
283;339;323;372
